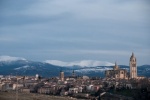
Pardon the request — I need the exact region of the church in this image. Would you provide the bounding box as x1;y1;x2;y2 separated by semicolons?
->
105;53;137;79
105;62;128;79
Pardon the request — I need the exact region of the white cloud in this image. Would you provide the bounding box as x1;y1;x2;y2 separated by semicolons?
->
21;0;149;22
44;60;114;67
78;50;130;56
0;56;26;62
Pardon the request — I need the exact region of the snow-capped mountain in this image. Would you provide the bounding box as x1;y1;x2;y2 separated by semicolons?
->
0;56;150;77
0;57;62;77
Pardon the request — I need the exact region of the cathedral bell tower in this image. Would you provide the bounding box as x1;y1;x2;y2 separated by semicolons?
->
129;52;137;78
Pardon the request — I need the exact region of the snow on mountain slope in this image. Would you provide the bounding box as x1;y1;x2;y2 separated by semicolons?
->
0;56;26;62
44;60;114;67
14;65;31;70
75;67;113;73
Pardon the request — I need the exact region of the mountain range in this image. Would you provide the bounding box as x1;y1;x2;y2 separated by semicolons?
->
0;56;149;78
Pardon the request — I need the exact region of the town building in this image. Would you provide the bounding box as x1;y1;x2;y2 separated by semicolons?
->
60;71;64;81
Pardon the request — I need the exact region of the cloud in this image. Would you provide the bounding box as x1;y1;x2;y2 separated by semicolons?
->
19;0;150;22
0;0;149;65
44;60;114;67
0;56;26;62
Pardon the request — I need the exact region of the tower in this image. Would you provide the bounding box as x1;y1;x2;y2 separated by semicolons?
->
113;62;119;70
60;71;64;81
72;70;75;77
129;52;137;78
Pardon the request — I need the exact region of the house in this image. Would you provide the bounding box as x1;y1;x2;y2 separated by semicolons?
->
69;88;78;94
20;88;30;93
126;83;132;89
60;89;68;96
38;86;51;94
13;83;24;90
0;83;7;91
0;83;13;91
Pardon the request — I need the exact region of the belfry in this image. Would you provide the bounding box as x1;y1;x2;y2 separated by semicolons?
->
129;52;137;78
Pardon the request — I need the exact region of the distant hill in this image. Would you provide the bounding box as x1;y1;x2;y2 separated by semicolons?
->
0;56;149;77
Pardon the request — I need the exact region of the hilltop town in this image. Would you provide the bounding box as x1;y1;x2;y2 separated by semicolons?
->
0;53;150;100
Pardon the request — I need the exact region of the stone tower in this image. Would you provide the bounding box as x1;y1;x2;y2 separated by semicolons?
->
113;62;119;70
60;71;64;81
129;52;137;78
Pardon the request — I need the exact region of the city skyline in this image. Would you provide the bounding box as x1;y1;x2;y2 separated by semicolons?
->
0;0;150;65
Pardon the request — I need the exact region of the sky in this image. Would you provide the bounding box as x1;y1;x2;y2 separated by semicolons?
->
0;0;150;65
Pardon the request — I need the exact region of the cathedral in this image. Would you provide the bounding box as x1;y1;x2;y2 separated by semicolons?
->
105;53;137;79
105;62;128;79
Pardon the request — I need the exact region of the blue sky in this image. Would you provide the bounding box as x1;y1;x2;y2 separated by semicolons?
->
0;0;150;65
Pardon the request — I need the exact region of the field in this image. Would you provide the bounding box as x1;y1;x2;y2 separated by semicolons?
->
0;91;75;100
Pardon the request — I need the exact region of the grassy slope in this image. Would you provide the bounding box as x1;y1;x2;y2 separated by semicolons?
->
0;92;74;100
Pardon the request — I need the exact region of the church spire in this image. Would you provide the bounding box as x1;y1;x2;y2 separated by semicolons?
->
115;61;117;66
130;52;136;61
72;70;75;76
132;52;134;57
114;61;119;70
